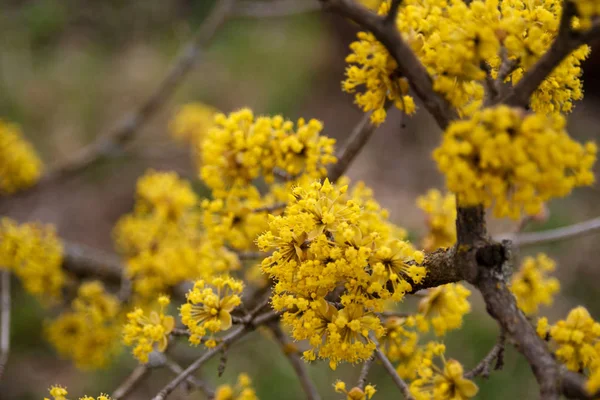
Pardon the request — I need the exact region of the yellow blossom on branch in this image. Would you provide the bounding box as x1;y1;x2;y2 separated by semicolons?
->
215;373;258;400
123;295;175;363
511;253;560;315
44;386;112;400
416;284;471;336
434;106;597;219
334;380;377;400
180;276;243;347
0;218;65;300
416;189;457;251
0;119;43;194
169;102;218;145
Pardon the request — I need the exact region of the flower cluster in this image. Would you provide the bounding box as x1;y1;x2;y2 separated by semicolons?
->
572;0;600;30
415;284;472;336
200;108;336;198
410;345;479;400
180;276;243;347
344;0;592;123
334;380;376;400
537;307;600;373
45;281;122;369
258;179;424;368
416;190;457;251
0;218;65;300
379;316;421;379
0;119;42;194
511;253;560;315
434;106;596;218
113;170;239;298
123;295;175;363
169;102;218;145
44;386;111;400
215;373;258;400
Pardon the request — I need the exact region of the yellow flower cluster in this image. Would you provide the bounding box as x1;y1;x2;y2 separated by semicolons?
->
434;106;597;219
410;345;478;400
334;380;376;400
258;179;424;368
416;284;472;336
215;373;258;400
572;0;600;30
200;108;336;198
169;102;218;145
379;316;421;379
344;0;592;122
113;170;239;298
123;295;175;363
45;281;122;369
0;218;65;300
416;190;457;251
0;119;42;194
44;386;111;400
180;276;243;347
511;253;560;315
537;307;600;373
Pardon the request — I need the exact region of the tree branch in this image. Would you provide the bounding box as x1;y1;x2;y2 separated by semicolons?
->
464;332;505;379
373;345;415;400
357;356;374;390
496;216;600;247
164;357;215;398
62;240;123;283
234;0;321;18
319;0;457;129
327;110;386;182
0;270;10;381
502;2;600;108
112;365;150;400
269;323;321;400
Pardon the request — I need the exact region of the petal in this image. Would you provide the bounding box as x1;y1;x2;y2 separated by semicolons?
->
219;310;233;331
456;379;479;397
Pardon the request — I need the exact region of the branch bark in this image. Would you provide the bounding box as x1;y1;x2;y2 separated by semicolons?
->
497;216;600;247
0;270;10;381
319;0;456;130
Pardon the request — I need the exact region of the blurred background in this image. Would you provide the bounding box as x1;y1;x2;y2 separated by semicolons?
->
1;0;600;398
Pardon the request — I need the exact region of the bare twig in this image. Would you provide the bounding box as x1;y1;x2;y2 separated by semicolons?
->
269;323;321;400
112;365;150;400
496;216;600;247
171;328;192;337
236;251;267;260
464;332;506;379
503;2;600;108
62;240;123;283
319;0;456;129
357;356;374;390
31;0;234;188
378;310;410;319
327;109;387;182
164;357;215;398
385;0;403;24
373;346;415;400
0;270;10;380
252;202;287;213
234;0;321;18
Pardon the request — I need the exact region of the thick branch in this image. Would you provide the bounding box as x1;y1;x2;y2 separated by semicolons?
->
503;2;600;108
319;0;456;129
269;323;321;400
0;270;10;381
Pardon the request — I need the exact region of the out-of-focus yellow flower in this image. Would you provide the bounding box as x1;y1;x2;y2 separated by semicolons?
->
511;253;560;315
0;119;42;194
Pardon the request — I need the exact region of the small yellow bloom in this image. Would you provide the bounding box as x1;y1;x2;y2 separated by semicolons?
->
511;253;560;315
417;284;471;336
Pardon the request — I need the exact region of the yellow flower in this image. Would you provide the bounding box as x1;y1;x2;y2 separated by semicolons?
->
334;380;377;400
0;119;43;194
169;102;218;145
0;218;65;300
123;295;175;363
417;190;457;251
215;373;258;400
180;276;243;347
434;106;596;219
44;386;112;400
416;284;471;336
410;352;478;400
511;253;560;315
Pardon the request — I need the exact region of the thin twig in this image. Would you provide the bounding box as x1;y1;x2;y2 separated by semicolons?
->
234;0;321;18
496;216;600;247
327;110;386;182
464;332;506;379
373;345;415;400
385;0;403;24
112;365;150;400
357;356;374;390
0;270;10;380
164;357;215;399
269;323;321;400
36;0;235;186
236;251;268;260
62;240;124;283
378;311;410;319
171;328;192;337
